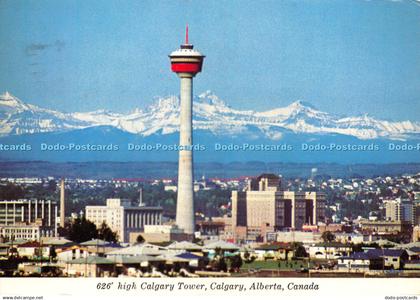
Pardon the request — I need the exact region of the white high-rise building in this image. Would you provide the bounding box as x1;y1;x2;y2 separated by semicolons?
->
85;198;162;242
384;198;414;224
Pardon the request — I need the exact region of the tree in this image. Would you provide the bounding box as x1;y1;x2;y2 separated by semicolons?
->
219;258;228;272
214;247;223;258
321;231;335;243
198;255;210;270
47;180;57;193
320;231;336;260
294;245;307;258
57;226;68;238
97;222;118;242
244;250;251;262
192;237;203;245
49;245;57;262
352;243;363;253
67;217;98;243
136;234;145;244
212;257;227;272
0;234;8;243
230;255;243;272
0;183;25;200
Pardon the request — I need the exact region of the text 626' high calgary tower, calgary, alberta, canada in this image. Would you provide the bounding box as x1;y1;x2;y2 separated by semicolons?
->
169;26;205;234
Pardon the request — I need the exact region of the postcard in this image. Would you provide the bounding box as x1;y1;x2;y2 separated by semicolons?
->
0;1;419;299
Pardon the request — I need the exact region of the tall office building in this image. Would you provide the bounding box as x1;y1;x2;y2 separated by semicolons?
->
85;198;163;242
414;192;420;226
385;198;415;224
0;199;58;239
231;174;326;241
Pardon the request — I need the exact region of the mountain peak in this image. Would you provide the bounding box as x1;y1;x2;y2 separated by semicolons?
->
130;107;143;114
198;90;215;98
0;91;29;112
88;109;116;115
1;91;19;102
288;100;317;110
197;90;228;107
147;95;179;113
0;90;419;141
3;91;12;99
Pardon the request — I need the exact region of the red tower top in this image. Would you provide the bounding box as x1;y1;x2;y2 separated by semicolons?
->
169;26;205;75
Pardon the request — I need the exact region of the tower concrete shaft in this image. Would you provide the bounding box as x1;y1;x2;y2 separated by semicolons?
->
176;73;195;234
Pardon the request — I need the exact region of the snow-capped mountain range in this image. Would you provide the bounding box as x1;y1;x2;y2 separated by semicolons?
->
1;91;419;141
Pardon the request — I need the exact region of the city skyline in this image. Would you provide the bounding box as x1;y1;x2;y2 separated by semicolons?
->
0;0;419;121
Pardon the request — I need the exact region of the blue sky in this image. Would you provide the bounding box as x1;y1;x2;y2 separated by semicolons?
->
0;0;419;121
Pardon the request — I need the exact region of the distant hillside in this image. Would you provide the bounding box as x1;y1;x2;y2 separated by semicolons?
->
0;161;419;179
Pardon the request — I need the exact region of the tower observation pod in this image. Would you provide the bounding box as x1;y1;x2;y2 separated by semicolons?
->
169;26;205;234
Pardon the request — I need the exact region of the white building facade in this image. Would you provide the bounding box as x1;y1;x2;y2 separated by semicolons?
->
0;199;58;238
85;198;162;243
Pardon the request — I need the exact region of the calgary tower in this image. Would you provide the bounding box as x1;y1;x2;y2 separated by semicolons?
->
169;26;205;234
